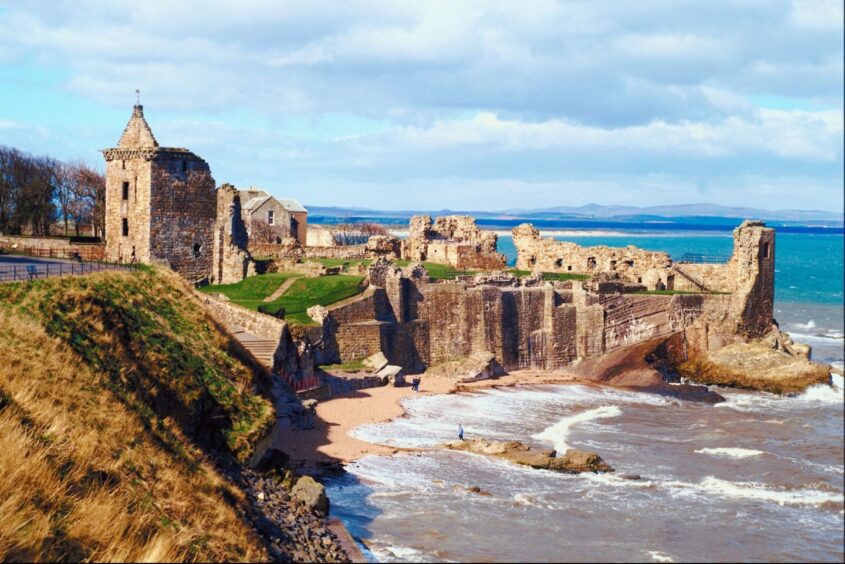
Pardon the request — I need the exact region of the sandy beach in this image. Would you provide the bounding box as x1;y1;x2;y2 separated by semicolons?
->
278;370;585;465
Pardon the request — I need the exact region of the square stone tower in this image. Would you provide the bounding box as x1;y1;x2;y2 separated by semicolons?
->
102;105;216;282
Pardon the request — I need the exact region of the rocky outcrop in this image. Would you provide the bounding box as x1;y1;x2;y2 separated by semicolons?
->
446;438;613;474
678;341;831;394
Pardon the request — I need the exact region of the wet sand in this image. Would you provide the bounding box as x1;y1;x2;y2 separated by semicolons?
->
278;370;585;465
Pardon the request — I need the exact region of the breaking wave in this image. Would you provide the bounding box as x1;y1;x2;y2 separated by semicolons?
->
694;447;765;459
532;405;622;453
667;477;843;509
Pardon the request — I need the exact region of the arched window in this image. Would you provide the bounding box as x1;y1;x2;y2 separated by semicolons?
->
193;243;201;258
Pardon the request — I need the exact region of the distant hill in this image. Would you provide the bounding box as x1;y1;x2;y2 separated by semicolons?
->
305;203;843;228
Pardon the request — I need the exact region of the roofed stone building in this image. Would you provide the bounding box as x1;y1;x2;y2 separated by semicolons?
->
239;187;308;244
102;104;252;284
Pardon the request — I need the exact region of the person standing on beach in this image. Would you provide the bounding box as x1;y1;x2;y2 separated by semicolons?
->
458;423;464;441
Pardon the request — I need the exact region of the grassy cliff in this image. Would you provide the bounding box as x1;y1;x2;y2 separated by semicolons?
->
0;267;275;561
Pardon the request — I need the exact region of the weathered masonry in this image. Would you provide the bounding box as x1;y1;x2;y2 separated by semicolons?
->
103;104;254;284
102;104;216;282
316;221;775;372
402;215;507;270
513;219;775;334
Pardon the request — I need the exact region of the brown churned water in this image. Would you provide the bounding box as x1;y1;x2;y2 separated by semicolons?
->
326;373;844;562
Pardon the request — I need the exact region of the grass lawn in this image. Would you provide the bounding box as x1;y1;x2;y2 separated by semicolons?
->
198;272;301;302
200;272;365;323
262;274;365;324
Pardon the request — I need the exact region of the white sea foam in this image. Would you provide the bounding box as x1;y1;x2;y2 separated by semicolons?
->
793;320;817;331
694;447;764;459
370;544;431;562
648;550;676;562
532;405;622;453
512;492;556;510
667;476;842;508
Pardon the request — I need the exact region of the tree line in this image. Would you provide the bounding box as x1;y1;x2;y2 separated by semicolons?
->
0;145;105;237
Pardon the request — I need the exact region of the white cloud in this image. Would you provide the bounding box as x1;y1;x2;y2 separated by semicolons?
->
379;108;842;161
789;0;844;30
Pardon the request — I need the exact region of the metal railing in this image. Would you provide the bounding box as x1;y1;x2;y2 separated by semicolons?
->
0;260;140;283
678;253;730;264
280;372;323;392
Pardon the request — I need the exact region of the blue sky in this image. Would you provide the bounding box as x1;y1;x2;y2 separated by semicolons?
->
0;0;842;212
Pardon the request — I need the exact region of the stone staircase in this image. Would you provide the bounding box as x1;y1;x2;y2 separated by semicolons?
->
230;328;277;368
671;264;711;292
263;277;298;302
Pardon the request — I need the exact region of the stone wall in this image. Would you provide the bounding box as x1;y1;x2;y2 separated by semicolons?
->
148;158;216;283
317;222;775;373
0;235;105;260
401;215;506;270
211;184;255;284
512;223;672;288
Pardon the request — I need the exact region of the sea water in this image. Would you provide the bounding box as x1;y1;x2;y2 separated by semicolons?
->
325;230;844;562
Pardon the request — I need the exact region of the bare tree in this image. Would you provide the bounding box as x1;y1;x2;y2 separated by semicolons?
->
249;218;287;244
68;163;106;237
331;222;389;246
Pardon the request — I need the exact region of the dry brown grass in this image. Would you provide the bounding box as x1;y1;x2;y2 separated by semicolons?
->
0;271;273;562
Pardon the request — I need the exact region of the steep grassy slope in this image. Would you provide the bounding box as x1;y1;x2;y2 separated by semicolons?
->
0;268;275;561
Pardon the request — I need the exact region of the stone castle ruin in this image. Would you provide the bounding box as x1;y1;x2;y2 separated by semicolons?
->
401;215;507;270
309;220;775;373
103;104;256;284
513;220;775;337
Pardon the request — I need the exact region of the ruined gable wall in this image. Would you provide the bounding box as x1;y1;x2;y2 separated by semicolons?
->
512;223;672;287
212;184;254;284
149;155;216;282
728;222;775;338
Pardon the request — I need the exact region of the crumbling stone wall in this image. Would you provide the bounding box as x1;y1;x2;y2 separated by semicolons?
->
512;223;672;288
212;184;254;284
319;220;775;373
401;215;506;270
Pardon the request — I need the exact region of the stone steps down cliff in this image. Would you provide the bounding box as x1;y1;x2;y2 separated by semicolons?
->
231;329;277;367
671;264;711;291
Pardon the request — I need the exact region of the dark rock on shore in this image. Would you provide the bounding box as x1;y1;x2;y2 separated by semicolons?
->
216;456;350;562
446;438;613;474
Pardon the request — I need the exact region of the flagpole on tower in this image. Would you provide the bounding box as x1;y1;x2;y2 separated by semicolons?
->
135;89;140;105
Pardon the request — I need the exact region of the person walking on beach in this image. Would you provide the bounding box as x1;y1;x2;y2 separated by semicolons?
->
458;423;464;441
411;377;421;392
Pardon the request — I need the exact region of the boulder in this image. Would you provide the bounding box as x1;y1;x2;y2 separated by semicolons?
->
446;438;612;474
459;351;507;383
376;364;405;386
291;476;329;514
679;341;831;394
362;351;390;373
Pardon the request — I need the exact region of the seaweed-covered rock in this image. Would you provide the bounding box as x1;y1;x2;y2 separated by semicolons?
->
446;438;612;474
